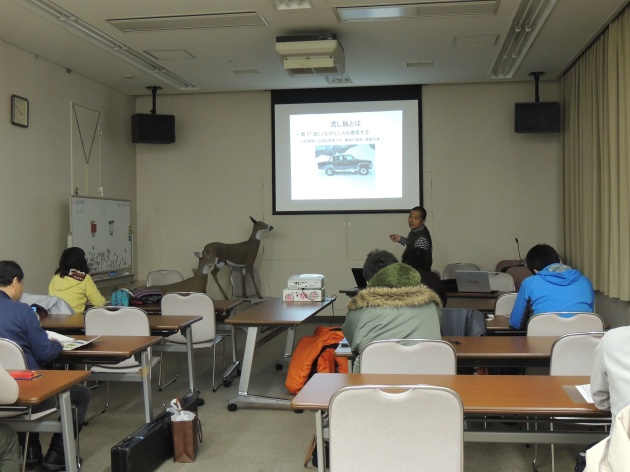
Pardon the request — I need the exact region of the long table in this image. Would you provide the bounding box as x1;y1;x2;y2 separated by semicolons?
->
293;373;610;472
41;313;202;394
336;336;557;369
57;335;163;423
225;297;334;411
0;370;91;472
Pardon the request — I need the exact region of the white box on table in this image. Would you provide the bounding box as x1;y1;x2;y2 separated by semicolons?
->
282;288;325;302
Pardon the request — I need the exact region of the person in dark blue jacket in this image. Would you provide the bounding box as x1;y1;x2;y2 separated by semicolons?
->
509;244;594;330
0;261;89;471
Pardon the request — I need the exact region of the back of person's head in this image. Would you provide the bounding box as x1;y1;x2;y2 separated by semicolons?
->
410;206;427;221
368;262;421;288
363;249;398;282
525;244;561;273
401;247;431;273
56;247;89;276
0;260;24;286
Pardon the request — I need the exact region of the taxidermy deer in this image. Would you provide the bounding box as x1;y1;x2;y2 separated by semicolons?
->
205;216;273;299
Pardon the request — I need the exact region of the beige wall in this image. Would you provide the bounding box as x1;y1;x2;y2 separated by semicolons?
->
0;40;137;293
135;81;567;316
4;35;628;325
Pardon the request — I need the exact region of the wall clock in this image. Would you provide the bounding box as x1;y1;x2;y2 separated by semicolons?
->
11;95;29;128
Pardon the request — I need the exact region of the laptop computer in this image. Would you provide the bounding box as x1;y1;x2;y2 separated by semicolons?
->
351;268;367;289
454;271;496;293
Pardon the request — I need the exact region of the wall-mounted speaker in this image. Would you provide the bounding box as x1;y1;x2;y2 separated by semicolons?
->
131;113;176;144
514;102;560;134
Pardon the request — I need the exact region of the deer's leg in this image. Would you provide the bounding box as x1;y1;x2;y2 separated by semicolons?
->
239;269;248;298
246;266;263;299
211;266;229;299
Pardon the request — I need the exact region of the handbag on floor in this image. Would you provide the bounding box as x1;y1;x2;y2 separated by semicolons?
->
172;415;202;462
169;397;203;463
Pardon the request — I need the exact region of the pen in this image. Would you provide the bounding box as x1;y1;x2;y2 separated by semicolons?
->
449;339;461;345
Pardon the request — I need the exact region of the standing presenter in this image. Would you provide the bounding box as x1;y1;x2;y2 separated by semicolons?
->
390;206;433;269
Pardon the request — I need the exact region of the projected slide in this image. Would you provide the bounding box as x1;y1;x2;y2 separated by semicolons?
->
273;87;421;214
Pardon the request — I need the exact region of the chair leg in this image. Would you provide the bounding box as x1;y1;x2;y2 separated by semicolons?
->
20;432;30;472
211;343;218;392
159;353;180;392
550;422;555;472
84;382;110;425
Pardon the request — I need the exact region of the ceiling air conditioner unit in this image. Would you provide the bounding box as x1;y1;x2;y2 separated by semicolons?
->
275;33;345;76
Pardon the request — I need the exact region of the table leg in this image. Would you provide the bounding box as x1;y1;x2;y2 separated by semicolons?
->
58;390;78;472
227;325;291;410
141;349;154;423
221;320;240;383
275;326;296;369
183;325;195;392
316;410;325;472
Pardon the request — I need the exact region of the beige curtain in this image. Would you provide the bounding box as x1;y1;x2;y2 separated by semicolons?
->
563;6;630;300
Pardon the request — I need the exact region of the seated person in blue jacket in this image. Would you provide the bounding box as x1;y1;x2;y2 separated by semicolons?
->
0;260;90;471
509;244;594;330
342;249;443;372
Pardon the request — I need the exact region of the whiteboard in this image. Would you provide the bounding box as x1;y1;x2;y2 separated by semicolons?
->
69;196;132;276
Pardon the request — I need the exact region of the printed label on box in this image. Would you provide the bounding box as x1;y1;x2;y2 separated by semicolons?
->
282;289;325;302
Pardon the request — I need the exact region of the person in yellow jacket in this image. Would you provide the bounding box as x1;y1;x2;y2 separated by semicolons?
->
48;247;106;313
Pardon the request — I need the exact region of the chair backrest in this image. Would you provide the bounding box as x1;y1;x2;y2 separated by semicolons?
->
146;270;185;286
161;292;216;343
494;292;517;317
505;265;532;291
495;259;523;272
550;332;604;376
431;268;441;278
230;267;262;299
526;312;604;337
443;263;480;280
329;385;464;472
0;338;27;370
488;272;515;292
361;339;456;374
85;307;150;336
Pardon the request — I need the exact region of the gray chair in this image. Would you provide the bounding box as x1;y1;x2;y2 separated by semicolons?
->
488;272;515;292
494;292;517;317
534;332;607;472
328;385;464;471
158;292;225;392
527;312;604;337
146;270;184;286
361;339;456;375
84;307;163;421
442;262;480;280
0;339;61;472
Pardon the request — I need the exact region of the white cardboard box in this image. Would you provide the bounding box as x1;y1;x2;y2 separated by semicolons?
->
282;288;325;302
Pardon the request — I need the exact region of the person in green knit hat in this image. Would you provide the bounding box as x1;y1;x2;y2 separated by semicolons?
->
342;249;443;372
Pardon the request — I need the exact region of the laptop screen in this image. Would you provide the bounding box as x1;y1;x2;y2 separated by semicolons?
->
351;268;367;289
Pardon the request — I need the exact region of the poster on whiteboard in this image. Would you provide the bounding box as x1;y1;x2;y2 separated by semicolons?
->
69;196;132;276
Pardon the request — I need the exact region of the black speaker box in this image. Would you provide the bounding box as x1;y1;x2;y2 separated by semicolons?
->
514;102;560;134
131;113;176;144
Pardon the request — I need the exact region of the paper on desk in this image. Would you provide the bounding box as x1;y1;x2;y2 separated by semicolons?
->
46;330;75;343
576;384;594;403
46;331;101;350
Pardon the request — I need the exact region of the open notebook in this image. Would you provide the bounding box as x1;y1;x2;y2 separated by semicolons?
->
46;331;101;350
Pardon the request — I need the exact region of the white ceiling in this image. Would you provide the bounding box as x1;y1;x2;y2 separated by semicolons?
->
1;0;627;96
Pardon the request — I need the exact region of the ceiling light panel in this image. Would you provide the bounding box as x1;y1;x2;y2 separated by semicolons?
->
107;12;268;33
336;1;498;22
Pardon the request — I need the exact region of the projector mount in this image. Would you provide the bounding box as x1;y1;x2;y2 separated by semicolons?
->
147;86;162;115
529;72;544;103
